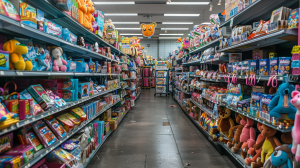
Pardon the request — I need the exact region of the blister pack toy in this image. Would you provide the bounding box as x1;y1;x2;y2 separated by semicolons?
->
249;60;259;75
260;94;275;122
278;57;291;76
250;92;261;117
46;148;78;168
33;121;57;148
56;114;74;132
259;59;270;75
17;127;43;152
269;57;278;75
19;0;37;29
5;145;34;164
45;118;66;139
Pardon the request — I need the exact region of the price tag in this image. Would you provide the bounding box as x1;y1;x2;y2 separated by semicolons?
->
28;163;30;167
3;128;7;132
0;71;4;75
230;18;234;28
16;71;23;75
46;150;48;153
41;114;43;117
21;23;24;27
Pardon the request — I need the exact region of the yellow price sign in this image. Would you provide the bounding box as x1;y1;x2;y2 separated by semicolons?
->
291;45;300;54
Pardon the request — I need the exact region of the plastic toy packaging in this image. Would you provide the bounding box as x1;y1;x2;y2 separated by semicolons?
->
46;148;79;168
278;57;291;76
27;84;55;110
269;57;278;75
1;0;20;21
249;60;259;75
56;114;74;132
0;133;13;154
288;8;299;29
45;118;67;139
259;59;269;75
260;94;275;122
17;126;44;152
19;0;37;29
70;107;86;121
0;155;24;168
44;19;62;39
61;140;79;151
36;9;44;32
63;113;80;128
5;145;35;164
62;28;77;44
33;121;57;148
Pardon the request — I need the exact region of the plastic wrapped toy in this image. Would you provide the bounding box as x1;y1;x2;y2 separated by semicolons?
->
33;121;57;148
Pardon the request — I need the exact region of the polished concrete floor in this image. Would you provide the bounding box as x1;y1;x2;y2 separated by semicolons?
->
87;89;237;168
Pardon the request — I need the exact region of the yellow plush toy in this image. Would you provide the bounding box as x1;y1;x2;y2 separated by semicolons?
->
3;39;32;70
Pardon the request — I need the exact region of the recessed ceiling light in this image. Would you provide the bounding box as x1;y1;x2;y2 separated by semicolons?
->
116;28;141;30
120;33;143;35
94;1;135;5
164;14;200;17
201;22;211;25
105;13;137;16
159;37;181;39
160;34;184;35
112;22;139;24
162;22;193;24
166;2;210;5
161;28;189;30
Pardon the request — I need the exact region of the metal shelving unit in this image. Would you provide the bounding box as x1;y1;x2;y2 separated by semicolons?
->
183;57;229;66
189;37;223;54
0;71;121;77
175;86;190;95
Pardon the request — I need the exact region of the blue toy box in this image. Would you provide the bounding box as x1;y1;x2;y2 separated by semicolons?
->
62;28;77;44
92;120;105;143
19;0;37;29
36;9;45;32
78;82;89;98
44;19;62;39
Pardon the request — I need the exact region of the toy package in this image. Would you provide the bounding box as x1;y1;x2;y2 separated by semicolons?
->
70;107;86;121
78;82;89;99
53;0;72;11
33;121;57;148
260;94;275;122
17;127;44;152
36;9;44;31
5;145;34;163
259;59;269;75
0;155;24;168
20;89;44;116
1;0;20;21
67;59;76;72
250;92;261;117
45;118;67;139
63;113;80;129
27;84;55;109
0;133;13;154
94;10;105;38
44;19;62;39
269;57;278;75
62;28;77;44
278;57;291;76
19;0;37;29
46;148;78;168
288;8;299;29
61;140;79;151
249;60;259;75
0;50;9;70
56;114;74;132
61;90;76;102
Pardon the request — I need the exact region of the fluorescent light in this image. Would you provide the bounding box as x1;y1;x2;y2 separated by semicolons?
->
162;22;193;24
116;28;141;30
105;13;137;16
159;37;181;39
201;22;211;25
164;14;200;17
94;1;134;5
161;28;189;30
160;34;184;35
112;22;139;24
167;2;209;5
120;33;142;35
138;37;143;39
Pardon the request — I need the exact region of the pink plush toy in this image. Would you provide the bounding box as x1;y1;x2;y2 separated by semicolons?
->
290;90;300;161
52;47;67;72
239;118;256;158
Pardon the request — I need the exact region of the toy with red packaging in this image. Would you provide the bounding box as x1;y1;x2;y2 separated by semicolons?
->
33;121;57;148
56;114;74;133
63;113;80;128
70;107;86;122
45;118;67;139
17;126;44;152
5;145;35;164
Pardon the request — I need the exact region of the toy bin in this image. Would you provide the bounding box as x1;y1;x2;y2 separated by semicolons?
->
32;158;65;168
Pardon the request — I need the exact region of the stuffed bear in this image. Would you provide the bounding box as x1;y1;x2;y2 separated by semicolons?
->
227;113;246;150
140;22;157;37
239;117;256;158
245;122;263;166
251;124;281;168
3;39;32;70
269;80;296;120
52;47;67;72
217;108;234;143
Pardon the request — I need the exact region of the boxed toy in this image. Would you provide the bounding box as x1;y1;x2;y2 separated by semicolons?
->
62;28;77;44
104;122;110;135
19;0;37;29
33;121;57;148
2;0;20;21
60;90;77;102
88;82;94;97
0;133;13;154
56;114;74;132
44;19;62;39
17;127;44;152
70;107;86;121
278;57;291;76
45;118;67;139
250;92;261;117
109;118;118;130
229;53;242;63
259;59;269;75
78;82;89;99
36;9;44;31
0;155;24;168
269;57;278;75
63;113;80;128
20;89;44;116
260;94;275;122
5;145;34;163
46;148;78;168
288;8;299;29
0;50;9;70
27;84;55;109
249;59;259;75
53;0;72;11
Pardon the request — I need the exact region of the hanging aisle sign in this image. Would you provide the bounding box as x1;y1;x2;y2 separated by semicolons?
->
140;22;157;37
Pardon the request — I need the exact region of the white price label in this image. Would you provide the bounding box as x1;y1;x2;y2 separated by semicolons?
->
41;114;44;117
3;128;7;132
17;72;23;75
28;163;30;167
21;24;24;27
46;150;48;153
0;71;4;75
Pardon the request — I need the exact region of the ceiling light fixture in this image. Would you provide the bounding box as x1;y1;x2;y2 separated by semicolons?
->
166;2;209;5
159;37;181;39
162;22;193;24
201;22;211;25
105;13;137;16
217;0;221;5
209;0;213;11
120;33;143;35
164;14;200;16
138;37;143;39
112;22;139;24
115;28;141;30
160;34;184;35
161;28;189;30
94;1;135;5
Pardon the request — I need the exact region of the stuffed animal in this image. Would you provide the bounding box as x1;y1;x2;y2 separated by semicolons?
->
239;117;256;158
227;113;246;151
52;47;67;72
217;108;234;143
269;79;296;120
140;22;157;37
251;124;281;168
77;37;85;47
245;123;263;166
104;19;116;44
86;0;95;31
290;90;300;161
3;39;32;70
77;0;88;28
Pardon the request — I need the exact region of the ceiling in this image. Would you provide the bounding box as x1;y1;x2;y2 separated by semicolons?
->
94;0;225;39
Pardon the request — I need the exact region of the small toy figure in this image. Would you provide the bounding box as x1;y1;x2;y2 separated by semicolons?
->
52;47;67;72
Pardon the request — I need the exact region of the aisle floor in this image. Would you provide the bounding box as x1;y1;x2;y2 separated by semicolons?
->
87;89;237;168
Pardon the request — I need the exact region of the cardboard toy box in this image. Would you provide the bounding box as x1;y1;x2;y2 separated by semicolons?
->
27;84;54;109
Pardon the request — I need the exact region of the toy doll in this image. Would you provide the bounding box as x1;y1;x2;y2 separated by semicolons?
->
52;47;67;72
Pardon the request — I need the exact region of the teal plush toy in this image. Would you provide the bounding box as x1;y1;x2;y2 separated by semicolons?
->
263;145;295;168
269;77;296;120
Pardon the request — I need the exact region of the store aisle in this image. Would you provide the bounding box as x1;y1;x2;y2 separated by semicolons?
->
87;89;236;168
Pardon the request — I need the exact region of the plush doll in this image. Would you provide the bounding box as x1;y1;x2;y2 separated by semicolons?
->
217;108;234;143
251;124;281;168
3;39;32;70
290;90;300;161
52;47;67;72
77;37;85;47
140;22;157;37
238;118;256;158
227;113;246;150
269;79;296;120
77;0;88;27
86;0;95;31
104;19;116;44
245;122;263;166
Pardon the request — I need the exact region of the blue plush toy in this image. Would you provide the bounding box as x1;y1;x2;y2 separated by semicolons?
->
269;77;296;120
263;145;294;168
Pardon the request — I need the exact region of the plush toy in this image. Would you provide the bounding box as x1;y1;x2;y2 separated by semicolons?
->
86;0;95;31
217;108;234;143
245;122;263;166
52;47;67;72
269;79;296;120
227;113;246;151
77;0;88;28
239;118;256;158
104;19;116;44
140;22;157;37
251;124;281;168
290;90;300;161
77;37;85;47
3;39;32;70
